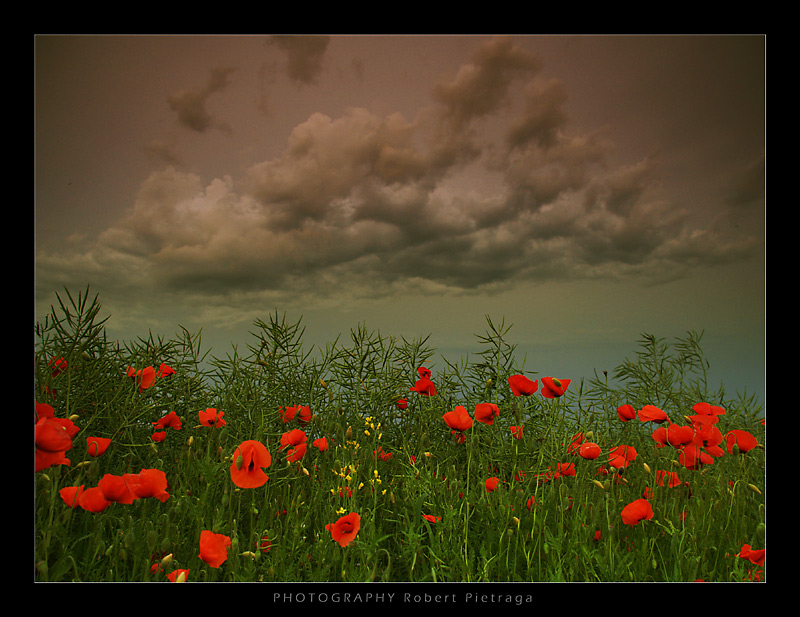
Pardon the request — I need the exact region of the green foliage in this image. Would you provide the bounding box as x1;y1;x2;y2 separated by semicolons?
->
34;290;766;582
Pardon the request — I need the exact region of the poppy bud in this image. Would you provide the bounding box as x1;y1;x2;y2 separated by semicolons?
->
146;529;157;553
160;553;174;567
174;570;188;582
346;426;353;440
69;414;80;422
187;436;194;447
235;454;244;470
747;483;762;495
592;480;606;490
643;463;651;474
241;551;257;559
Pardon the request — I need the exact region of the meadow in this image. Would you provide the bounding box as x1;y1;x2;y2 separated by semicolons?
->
34;287;766;583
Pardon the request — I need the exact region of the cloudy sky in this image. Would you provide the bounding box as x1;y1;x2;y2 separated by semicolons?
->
34;35;766;402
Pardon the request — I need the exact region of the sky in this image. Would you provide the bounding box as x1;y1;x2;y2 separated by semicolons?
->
34;34;766;404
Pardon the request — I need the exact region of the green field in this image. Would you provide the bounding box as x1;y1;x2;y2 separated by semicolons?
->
34;288;766;582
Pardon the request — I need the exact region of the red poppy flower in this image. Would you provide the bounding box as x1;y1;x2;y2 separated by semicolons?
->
127;365;156;392
724;430;758;454
153;411;182;431
35;401;56;421
692;401;726;417
167;568;190;582
737;544;765;567
608;444;637;469
508;374;538;396
280;429;307;463
578;442;602;460
687;421;726;460
257;535;272;553
620;498;654;526
656;469;681;488
409;375;437;396
78;486;112;513
653;422;695;448
638;404;668;423
280;405;312;425
59;485;85;508
485;476;500;492
474;402;500;425
35;416;74;454
198;408;227;428
678;443;714;470
124;468;170;502
156;363;175;378
313;437;329;451
48;356;68;377
98;473;138;504
556;462;576;477
34;415;77;472
510;425;524;439
395;398;408;410
326;512;361;547
443;406;474;434
86;436;111;457
617;404;637;422
541;377;570;398
566;432;586;454
375;446;393;461
422;514;441;523
230;440;272;488
198;530;232;568
151;431;166;443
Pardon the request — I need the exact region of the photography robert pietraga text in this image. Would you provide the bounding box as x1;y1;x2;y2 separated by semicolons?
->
273;590;535;605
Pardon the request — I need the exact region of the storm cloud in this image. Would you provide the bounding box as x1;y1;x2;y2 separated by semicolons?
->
35;35;764;329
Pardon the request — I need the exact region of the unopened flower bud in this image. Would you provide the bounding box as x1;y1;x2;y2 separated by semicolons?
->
747;483;762;495
175;570;187;582
592;480;606;490
643;463;651;474
160;553;174;567
186;436;194;447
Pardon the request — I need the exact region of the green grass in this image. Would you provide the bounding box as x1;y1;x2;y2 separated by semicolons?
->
34;287;766;582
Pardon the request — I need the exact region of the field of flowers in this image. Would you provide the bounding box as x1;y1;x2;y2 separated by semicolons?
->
34;288;766;583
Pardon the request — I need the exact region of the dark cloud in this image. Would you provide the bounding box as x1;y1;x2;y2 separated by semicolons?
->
268;35;331;85
167;65;237;133
36;36;764;317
